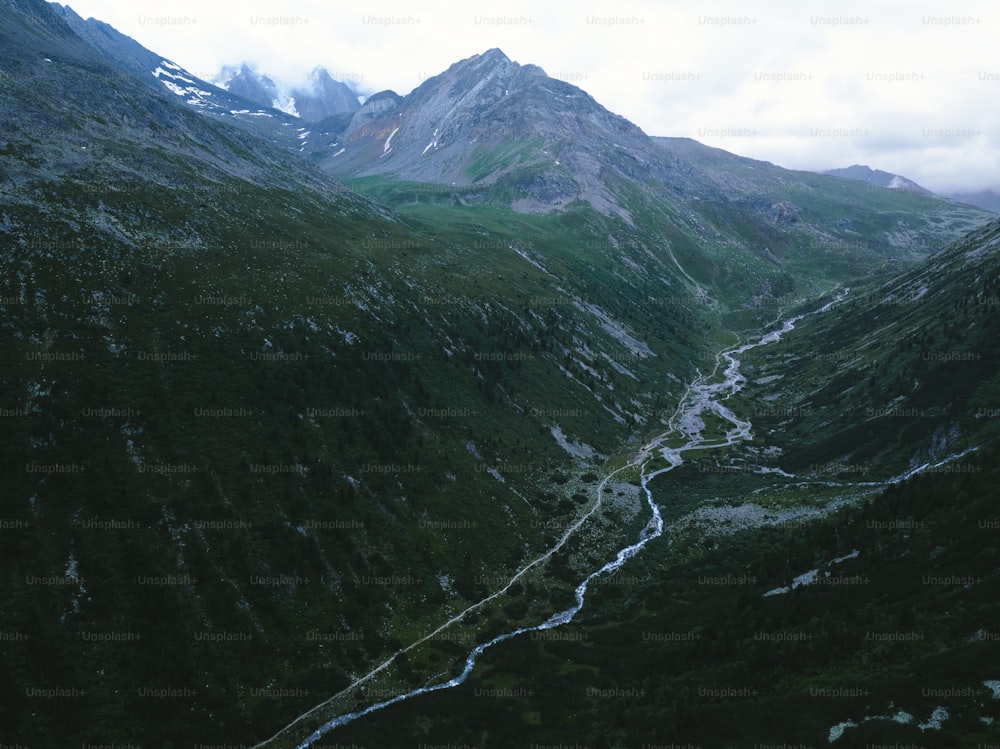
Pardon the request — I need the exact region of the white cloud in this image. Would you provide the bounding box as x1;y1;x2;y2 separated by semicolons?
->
61;0;999;192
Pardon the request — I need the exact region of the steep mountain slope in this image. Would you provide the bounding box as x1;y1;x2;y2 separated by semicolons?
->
319;220;1000;749
47;2;310;151
741;216;1000;476
4;0;325;190
0;2;713;745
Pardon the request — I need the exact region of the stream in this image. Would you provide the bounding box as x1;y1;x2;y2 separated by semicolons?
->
268;291;849;749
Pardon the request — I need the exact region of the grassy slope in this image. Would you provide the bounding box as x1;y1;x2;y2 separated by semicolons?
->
0;165;717;745
741;218;1000;477
327;447;1000;748
312;220;1000;749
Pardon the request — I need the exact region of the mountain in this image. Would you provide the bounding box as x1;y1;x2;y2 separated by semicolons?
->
213;63;362;122
311;47;693;220
0;3;715;745
305;49;989;314
650;136;989;306
2;3;999;747
822;164;933;194
946;188;1000;213
214;63;285;111
292;67;362;121
51;2;361;138
47;2;316;152
307;216;1000;749
3;1;336;192
50;2;255;109
823;165;1000;214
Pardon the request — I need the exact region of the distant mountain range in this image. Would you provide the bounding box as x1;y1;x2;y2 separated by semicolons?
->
821;164;933;194
822;164;999;213
943;188;1000;213
213;63;362;122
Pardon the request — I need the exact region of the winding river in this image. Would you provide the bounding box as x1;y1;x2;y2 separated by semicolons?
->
255;290;848;749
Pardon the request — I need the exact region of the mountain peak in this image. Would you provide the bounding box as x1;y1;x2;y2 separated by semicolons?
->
455;47;519;76
478;47;511;63
308;65;332;82
469;48;547;79
313;47;659;220
211;62;361;121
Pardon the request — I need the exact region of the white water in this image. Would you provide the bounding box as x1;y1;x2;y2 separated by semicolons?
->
263;292;848;749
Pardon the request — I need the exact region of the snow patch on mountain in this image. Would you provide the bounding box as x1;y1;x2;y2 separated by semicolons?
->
153;62;216;107
272;94;299;118
383;126;400;155
918;707;948;731
422;127;441;155
829;705;945;743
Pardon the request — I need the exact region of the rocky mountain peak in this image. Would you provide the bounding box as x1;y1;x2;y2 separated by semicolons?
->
216;63;280;109
211;62;361;122
293;66;361;121
479;46;510;62
446;47;512;75
309;47;673;220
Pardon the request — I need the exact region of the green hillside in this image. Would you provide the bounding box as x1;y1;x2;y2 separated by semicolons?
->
2;3;998;746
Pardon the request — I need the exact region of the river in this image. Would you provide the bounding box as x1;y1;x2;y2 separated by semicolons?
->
254;290;848;749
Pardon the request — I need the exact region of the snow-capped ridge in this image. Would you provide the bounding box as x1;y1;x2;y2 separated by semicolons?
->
212;62;362;122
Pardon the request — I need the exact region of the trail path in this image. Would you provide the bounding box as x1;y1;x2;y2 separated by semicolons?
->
253;291;849;749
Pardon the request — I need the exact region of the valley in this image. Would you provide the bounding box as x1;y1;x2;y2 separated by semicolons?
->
1;2;998;747
272;251;1000;749
315;267;1000;748
252;284;851;749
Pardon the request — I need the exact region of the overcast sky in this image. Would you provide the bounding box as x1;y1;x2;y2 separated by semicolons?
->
62;0;999;193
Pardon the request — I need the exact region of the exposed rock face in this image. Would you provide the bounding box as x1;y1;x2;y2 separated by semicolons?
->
292;67;361;121
308;48;708;219
219;64;281;108
216;64;362;121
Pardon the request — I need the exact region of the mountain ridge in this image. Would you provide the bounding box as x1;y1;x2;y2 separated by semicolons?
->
945;188;1000;213
213;63;362;122
821;163;933;194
